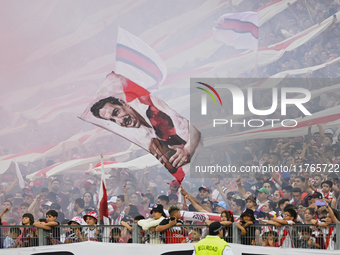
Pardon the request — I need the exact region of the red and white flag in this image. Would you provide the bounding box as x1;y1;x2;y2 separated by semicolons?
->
98;156;110;241
115;28;167;89
213;12;258;52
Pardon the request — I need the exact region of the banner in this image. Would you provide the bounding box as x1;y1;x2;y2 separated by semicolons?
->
3;240;338;255
80;72;202;182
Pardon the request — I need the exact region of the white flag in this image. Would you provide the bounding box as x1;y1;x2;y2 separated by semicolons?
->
15;161;25;189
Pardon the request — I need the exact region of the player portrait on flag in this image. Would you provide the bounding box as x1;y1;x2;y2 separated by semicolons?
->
81;72;201;180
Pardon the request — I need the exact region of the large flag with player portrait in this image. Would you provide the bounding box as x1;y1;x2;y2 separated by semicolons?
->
80;72;201;182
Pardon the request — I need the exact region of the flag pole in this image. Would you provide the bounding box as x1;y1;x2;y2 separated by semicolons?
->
99;154;104;224
255;9;259;78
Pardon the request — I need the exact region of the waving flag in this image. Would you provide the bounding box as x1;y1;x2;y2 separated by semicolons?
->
98;157;108;220
80;72;202;183
98;156;110;242
115;28;167;89
14;161;25;189
213;12;259;52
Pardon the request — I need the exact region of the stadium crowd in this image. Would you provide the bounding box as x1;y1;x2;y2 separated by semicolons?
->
1;119;340;249
1;0;340;251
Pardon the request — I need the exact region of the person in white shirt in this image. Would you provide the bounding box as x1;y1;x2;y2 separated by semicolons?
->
256;188;270;212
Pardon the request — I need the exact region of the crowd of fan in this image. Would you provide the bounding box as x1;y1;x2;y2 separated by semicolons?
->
1;122;340;249
1;0;340;251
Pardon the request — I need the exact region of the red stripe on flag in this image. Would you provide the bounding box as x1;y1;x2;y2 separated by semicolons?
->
78;135;91;144
99;181;108;220
35;163;63;177
116;47;163;82
218;20;258;38
123;78;150;103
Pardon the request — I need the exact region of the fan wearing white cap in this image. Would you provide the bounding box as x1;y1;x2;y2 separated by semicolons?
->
83;211;100;241
64;217;87;243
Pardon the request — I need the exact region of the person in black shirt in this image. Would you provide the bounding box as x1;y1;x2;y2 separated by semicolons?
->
155;205;187;243
236;208;256;245
33;210;60;245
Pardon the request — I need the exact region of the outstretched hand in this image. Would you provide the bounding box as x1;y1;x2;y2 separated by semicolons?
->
168;146;190;168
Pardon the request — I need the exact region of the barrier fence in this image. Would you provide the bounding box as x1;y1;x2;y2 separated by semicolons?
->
1;222;340;249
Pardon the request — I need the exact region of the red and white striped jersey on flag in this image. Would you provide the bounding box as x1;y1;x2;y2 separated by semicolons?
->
115;28;167;90
213;12;258;52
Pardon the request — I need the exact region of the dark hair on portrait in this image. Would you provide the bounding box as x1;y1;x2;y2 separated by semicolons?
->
90;97;122;120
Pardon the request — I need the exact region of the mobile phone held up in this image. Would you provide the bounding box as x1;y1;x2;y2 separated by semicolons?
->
315;200;326;206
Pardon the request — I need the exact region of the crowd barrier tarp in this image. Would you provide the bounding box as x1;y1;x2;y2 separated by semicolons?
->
3;241;339;255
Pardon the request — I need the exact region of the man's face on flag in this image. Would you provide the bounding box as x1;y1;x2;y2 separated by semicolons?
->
98;100;141;128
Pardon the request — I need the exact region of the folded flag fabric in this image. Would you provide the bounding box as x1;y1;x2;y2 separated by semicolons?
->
213;11;258;52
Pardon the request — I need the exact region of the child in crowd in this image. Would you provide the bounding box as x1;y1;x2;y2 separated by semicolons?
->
297;227;320;249
138;204;167;244
110;227;124;243
137;204;166;231
3;227;21;248
120;215;145;243
182;227;202;243
83;211;101;241
65;217;87;243
320;181;334;203
266;207;297;248
33;210;60;245
236;208;256;245
262;231;279;247
21;213;37;247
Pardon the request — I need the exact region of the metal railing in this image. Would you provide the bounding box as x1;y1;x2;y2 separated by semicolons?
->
0;222;339;249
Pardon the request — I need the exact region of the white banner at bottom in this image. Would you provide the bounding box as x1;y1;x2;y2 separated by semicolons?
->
3;241;339;255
